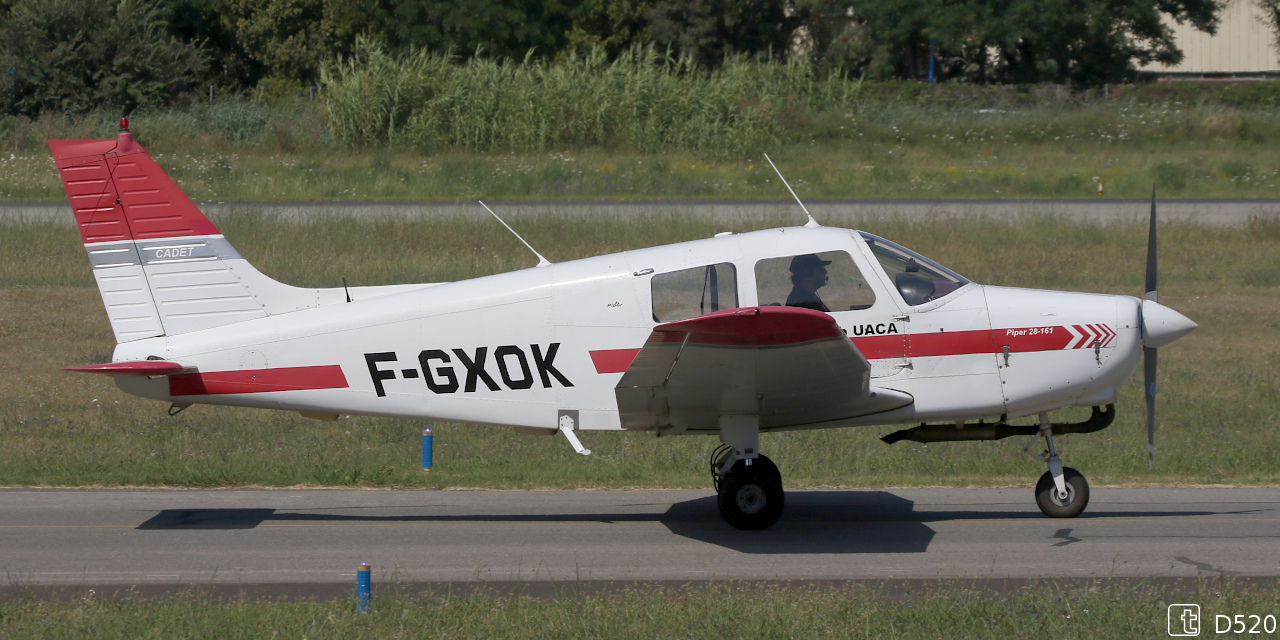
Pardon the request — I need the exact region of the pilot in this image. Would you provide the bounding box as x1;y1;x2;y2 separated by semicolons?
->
786;254;831;312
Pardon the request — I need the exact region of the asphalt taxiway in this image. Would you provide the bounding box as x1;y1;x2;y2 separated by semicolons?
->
0;488;1276;589
4;198;1277;226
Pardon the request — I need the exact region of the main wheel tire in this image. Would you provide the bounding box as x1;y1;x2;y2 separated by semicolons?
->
724;455;782;488
717;472;784;530
1034;467;1090;518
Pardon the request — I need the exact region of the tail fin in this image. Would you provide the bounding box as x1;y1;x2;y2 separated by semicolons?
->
49;119;318;342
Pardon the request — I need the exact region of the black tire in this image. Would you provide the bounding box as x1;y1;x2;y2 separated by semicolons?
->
724;454;782;488
717;472;785;530
1035;467;1090;518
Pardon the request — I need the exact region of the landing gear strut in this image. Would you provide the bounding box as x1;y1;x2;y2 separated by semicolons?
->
1025;412;1090;518
711;416;784;530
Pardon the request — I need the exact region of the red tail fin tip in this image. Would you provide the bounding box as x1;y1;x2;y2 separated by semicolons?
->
48;128;216;242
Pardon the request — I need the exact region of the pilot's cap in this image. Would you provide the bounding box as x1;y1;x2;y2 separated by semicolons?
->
789;253;832;273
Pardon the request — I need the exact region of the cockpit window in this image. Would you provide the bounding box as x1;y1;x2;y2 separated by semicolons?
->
755;251;876;312
651;262;739;322
860;232;970;306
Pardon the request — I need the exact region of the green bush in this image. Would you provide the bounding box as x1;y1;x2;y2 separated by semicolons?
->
0;0;208;117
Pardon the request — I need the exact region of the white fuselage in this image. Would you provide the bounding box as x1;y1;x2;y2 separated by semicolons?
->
113;226;1142;433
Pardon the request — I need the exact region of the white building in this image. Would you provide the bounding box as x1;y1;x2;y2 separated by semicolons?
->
1141;0;1280;78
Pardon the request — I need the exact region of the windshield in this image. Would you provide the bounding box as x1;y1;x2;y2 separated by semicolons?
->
860;232;970;306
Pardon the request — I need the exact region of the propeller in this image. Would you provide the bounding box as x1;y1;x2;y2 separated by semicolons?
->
1137;187;1198;469
1144;185;1157;468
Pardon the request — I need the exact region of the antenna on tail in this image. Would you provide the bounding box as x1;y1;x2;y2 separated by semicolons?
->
764;153;819;228
478;201;552;268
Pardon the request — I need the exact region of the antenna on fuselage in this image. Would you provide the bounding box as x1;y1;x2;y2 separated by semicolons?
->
478;200;552;268
763;153;819;228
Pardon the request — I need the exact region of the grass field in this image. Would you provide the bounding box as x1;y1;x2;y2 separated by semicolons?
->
1;212;1277;489
5;78;1280;201
3;579;1276;639
11;140;1280;202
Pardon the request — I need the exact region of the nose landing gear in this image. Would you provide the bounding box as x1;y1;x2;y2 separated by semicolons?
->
1025;412;1090;518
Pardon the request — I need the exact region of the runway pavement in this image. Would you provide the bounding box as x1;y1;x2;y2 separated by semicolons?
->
1;488;1276;590
3;198;1278;226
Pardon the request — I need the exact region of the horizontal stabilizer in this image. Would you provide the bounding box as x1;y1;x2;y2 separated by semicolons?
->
65;361;193;376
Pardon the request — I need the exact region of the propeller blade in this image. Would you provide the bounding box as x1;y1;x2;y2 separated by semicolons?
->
1145;184;1158;302
1144;346;1157;468
1145;184;1158;468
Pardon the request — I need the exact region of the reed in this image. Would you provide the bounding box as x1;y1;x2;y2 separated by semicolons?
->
320;41;862;157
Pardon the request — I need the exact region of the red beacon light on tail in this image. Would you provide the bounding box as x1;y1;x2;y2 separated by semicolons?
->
115;118;139;154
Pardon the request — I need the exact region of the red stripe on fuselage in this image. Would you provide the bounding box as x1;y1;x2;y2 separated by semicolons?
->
991;326;1075;352
169;365;348;396
908;329;998;358
590;349;641;374
591;324;1104;374
848;334;908;359
852;329;999;359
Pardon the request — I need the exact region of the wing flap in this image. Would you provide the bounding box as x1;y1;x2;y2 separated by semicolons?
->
616;307;913;432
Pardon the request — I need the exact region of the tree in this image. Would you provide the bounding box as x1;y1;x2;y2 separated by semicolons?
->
646;0;800;65
326;0;577;61
565;0;657;57
978;0;1220;85
794;0;1221;85
0;0;209;116
220;0;338;85
166;0;262;90
1258;0;1280;54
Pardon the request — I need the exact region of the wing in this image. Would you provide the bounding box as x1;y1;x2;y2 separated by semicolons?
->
615;307;913;433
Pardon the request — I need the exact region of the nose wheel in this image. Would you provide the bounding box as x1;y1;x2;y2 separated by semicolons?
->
1025;412;1091;518
1034;467;1089;518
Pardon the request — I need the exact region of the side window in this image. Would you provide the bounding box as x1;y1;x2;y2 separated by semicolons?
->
651;263;739;323
755;251;876;313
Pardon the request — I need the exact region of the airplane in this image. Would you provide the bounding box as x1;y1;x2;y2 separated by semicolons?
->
49;119;1197;530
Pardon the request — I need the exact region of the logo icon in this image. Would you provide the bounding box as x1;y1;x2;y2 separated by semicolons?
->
1168;604;1200;636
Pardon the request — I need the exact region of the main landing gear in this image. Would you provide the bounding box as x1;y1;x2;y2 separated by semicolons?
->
1025;412;1090;518
711;416;784;530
